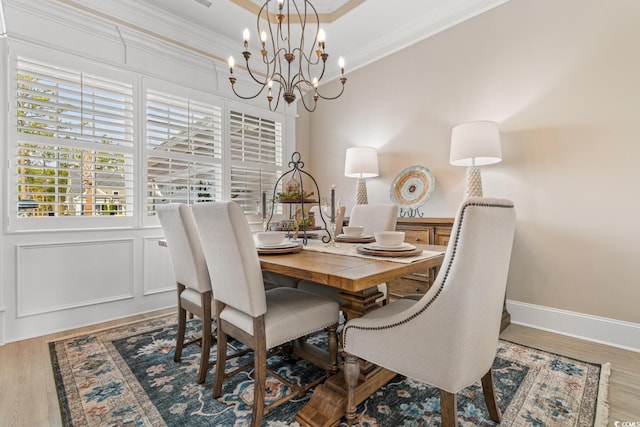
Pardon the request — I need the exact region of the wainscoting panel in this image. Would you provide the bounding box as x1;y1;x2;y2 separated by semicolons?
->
17;240;135;317
143;237;175;296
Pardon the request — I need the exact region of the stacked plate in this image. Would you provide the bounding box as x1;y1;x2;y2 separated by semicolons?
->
335;234;375;243
256;242;303;255
362;242;416;251
356;242;422;257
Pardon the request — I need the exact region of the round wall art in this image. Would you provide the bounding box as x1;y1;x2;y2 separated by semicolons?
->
390;165;436;217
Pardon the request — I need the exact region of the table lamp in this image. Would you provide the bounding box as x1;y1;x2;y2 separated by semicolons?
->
344;146;379;205
450;121;502;198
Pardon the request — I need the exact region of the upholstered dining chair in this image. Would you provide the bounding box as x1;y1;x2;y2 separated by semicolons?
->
157;203;215;384
244;212;300;289
348;203;399;236
299;203;398;305
192;201;340;427
342;197;516;426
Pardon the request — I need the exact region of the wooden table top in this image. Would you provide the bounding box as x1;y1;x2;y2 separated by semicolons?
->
259;243;446;293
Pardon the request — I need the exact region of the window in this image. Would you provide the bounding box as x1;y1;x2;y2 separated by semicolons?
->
9;55;289;229
229;111;282;213
16;57;134;218
146;90;223;214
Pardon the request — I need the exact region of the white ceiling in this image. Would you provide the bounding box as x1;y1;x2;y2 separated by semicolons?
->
55;0;509;80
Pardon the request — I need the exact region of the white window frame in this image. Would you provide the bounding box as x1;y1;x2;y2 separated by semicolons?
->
7;44;137;232
5;44;292;232
142;78;225;227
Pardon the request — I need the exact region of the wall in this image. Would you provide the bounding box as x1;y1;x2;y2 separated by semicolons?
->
305;0;640;348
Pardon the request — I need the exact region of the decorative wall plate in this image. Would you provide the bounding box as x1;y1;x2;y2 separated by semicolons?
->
390;165;435;210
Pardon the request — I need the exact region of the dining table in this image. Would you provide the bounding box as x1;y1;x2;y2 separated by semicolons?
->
258;240;447;427
160;235;446;427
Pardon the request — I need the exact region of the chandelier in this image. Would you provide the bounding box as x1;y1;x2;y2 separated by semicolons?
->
228;0;347;112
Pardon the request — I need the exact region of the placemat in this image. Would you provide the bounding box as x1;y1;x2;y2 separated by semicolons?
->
302;241;443;264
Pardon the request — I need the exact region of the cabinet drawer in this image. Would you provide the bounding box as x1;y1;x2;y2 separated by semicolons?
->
403;229;431;244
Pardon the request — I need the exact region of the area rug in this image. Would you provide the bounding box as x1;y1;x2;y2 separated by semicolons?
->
49;314;609;426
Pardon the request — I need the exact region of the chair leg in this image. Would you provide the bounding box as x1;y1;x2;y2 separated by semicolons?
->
197;293;213;384
439;389;458;427
251;347;266;427
212;327;228;398
251;320;267;427
326;323;339;373
174;286;186;363
481;369;502;423
344;352;360;425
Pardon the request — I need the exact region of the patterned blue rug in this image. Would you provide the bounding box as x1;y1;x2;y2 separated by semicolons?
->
49;314;609;426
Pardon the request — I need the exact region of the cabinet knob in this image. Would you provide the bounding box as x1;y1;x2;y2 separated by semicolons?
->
415;238;420;242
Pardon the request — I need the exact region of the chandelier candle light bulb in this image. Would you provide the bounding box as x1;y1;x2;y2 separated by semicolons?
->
243;28;250;48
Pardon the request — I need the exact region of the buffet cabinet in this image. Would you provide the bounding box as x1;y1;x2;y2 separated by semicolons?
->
390;217;511;332
388;217;454;299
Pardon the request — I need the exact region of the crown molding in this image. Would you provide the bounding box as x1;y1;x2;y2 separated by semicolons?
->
230;0;365;23
334;0;510;80
4;0;225;76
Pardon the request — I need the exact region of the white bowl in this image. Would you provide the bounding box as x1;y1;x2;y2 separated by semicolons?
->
256;231;286;247
374;231;405;247
343;226;365;237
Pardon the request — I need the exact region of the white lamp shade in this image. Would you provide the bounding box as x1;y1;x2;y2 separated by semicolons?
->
450;121;502;166
344;147;379;178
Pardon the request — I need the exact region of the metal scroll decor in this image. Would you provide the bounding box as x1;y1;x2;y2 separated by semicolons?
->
389;165;436;218
266;152;331;244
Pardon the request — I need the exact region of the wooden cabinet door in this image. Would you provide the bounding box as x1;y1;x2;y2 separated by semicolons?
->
434;227;451;246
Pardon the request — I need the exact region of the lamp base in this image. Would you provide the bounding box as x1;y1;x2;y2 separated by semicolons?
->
465;166;484;198
355;178;368;205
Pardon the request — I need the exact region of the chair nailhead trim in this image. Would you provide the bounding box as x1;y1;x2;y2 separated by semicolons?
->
343;200;514;347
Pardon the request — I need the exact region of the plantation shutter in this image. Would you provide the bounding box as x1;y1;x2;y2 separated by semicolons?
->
16;57;134;217
229;110;283;213
146;90;223;214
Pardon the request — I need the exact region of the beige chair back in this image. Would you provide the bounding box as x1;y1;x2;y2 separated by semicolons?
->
192;201;267;318
348;204;399;235
245;212;264;233
157;204;211;293
343;197;516;392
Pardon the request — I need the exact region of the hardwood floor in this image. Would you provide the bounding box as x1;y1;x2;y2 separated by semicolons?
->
0;311;637;427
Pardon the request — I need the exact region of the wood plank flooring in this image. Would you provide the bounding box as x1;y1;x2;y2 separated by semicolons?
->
0;310;637;426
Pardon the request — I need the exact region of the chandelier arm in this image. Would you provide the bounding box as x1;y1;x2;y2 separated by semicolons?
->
229;82;269;101
290;73;310;90
272;73;292;96
295;84;318;113
270;83;283;111
297;49;322;67
243;59;275;86
314;78;347;101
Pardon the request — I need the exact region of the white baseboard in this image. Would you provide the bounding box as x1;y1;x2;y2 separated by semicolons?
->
507;300;640;353
0;306;5;346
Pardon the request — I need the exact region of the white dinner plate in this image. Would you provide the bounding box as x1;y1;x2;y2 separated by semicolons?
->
363;242;416;251
337;234;373;239
257;242;298;249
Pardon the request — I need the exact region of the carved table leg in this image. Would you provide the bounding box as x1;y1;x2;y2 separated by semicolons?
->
295;287;395;427
339;287;383;322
